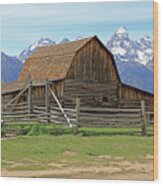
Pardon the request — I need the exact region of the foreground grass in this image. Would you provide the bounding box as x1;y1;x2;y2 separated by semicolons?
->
2;135;153;168
1;132;154;179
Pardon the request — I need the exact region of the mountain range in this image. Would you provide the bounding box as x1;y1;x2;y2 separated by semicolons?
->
1;27;154;93
106;27;153;67
106;27;154;93
1;52;23;82
19;38;56;63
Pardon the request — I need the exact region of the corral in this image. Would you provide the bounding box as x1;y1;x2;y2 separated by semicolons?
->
1;36;154;135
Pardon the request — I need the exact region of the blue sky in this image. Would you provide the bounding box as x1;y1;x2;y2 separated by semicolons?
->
1;1;154;56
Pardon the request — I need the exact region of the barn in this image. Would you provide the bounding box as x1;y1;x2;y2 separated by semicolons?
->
1;36;154;129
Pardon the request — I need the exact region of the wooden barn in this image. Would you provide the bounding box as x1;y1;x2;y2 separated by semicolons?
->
1;36;154;130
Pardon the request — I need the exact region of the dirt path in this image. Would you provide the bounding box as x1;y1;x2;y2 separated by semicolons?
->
1;157;154;180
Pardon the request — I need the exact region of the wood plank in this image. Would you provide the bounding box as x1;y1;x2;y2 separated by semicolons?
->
79;113;141;119
80;107;141;113
79;123;142;128
141;100;147;136
79;117;142;123
3;84;29;109
34;106;45;110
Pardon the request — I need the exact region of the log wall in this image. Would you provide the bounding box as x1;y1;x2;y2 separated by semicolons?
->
120;84;154;111
63;79;119;107
2;80;154;111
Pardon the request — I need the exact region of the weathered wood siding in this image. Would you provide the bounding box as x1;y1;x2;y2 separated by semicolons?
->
31;82;63;106
64;38;119;106
120;84;154;111
2;91;28;105
63;37;154;109
62;79;118;107
2;81;64;107
67;38;119;82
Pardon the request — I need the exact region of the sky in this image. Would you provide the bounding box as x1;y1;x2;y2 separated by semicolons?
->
1;1;154;56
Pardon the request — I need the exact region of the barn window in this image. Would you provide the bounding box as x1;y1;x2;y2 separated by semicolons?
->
103;97;108;102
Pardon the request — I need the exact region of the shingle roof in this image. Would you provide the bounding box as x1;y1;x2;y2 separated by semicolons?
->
1;79;63;95
18;36;93;81
1;81;27;94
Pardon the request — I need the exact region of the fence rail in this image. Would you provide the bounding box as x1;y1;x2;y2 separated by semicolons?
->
79;107;142;128
1;99;154;136
1;102;38;126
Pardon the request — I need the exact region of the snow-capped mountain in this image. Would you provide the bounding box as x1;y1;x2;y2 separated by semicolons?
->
106;27;153;66
76;36;83;40
19;38;56;63
106;27;154;93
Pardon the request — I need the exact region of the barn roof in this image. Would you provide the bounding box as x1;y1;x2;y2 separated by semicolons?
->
1;79;63;95
18;36;93;81
1;81;26;94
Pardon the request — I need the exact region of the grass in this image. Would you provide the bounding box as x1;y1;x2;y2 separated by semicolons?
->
2;134;153;169
2;123;154;137
1;125;154;179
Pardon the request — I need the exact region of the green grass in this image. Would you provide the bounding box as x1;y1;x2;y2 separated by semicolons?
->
1;124;154;179
2;134;154;170
2;123;154;137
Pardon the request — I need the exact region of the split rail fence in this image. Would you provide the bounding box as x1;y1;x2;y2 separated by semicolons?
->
1;100;152;136
1;80;154;136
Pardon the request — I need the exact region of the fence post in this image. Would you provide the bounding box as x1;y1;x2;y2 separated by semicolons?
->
28;79;32;114
45;79;50;123
141;100;147;136
75;97;80;134
118;83;122;108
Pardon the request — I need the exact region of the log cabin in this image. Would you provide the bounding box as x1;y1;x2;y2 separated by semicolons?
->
1;36;154;112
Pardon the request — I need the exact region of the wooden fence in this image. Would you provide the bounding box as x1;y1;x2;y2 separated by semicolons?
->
33;105;76;125
79;107;142;127
1;102;37;126
1;98;153;136
1;103;76;126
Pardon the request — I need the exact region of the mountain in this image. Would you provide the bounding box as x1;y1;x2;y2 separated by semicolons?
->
1;52;23;82
106;27;153;66
19;38;56;63
76;36;83;40
116;61;154;93
106;27;154;93
146;57;154;72
60;38;70;44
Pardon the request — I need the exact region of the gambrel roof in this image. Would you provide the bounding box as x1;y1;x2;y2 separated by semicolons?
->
18;37;94;81
18;36;120;82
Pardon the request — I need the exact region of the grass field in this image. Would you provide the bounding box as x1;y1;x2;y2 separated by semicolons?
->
1;125;154;180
